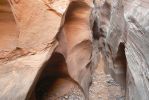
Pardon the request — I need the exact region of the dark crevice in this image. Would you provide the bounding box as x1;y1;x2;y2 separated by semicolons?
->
113;42;127;87
27;1;127;100
92;1;127;98
102;42;127;92
92;20;100;40
107;43;127;88
28;52;70;100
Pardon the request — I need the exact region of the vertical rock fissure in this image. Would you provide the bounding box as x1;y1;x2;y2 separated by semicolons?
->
92;0;127;97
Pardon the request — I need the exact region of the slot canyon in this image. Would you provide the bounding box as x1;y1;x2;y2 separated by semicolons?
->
0;0;149;100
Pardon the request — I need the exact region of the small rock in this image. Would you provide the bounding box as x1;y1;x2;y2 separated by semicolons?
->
106;79;119;86
64;95;68;99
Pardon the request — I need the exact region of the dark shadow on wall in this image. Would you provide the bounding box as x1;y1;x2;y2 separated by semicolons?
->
113;43;127;87
107;43;127;88
27;52;71;100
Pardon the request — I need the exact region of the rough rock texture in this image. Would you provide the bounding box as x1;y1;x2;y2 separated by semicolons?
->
124;0;149;99
0;48;55;100
0;0;19;59
102;0;149;100
8;0;64;51
0;0;149;100
35;54;125;100
0;0;63;99
55;1;94;99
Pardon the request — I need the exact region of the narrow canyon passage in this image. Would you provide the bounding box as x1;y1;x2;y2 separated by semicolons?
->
29;53;125;100
22;1;127;100
0;0;149;100
28;1;126;99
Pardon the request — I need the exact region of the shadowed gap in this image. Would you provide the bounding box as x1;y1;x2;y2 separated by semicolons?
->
92;20;100;40
112;43;127;87
105;43;127;88
28;52;70;100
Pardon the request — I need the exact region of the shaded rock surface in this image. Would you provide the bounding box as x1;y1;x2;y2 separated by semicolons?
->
44;55;125;100
124;0;149;99
0;0;149;100
102;0;149;100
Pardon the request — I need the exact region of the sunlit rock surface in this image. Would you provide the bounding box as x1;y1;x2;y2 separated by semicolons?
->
0;0;149;100
0;0;66;99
